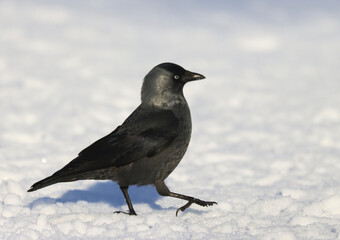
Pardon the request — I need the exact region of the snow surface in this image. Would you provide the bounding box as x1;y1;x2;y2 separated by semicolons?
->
1;0;340;239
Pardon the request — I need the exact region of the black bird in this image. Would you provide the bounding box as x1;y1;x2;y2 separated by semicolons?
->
28;62;217;215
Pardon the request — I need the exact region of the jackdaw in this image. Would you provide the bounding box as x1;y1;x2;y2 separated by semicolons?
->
28;62;217;215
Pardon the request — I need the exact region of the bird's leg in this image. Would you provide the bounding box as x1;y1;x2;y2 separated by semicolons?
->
155;180;217;216
114;186;137;215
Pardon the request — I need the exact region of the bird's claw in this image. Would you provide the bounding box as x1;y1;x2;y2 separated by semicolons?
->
114;210;137;216
176;200;194;216
175;199;217;216
194;199;218;207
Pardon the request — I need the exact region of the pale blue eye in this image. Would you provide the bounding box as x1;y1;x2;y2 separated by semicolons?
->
174;75;179;79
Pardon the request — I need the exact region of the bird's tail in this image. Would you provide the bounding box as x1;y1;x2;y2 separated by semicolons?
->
27;156;85;192
27;175;62;192
27;168;78;192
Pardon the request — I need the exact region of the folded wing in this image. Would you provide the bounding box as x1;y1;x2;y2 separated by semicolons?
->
28;106;179;191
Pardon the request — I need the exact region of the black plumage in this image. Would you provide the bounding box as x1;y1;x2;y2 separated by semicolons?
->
28;62;216;215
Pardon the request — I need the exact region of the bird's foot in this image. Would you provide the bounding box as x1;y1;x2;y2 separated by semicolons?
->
114;210;137;216
176;198;217;216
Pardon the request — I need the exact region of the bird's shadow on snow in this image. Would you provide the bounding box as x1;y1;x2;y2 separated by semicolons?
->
28;181;162;210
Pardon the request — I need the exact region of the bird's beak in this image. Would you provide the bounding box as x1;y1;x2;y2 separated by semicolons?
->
183;70;205;82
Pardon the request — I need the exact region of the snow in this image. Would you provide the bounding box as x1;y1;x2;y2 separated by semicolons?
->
1;0;340;239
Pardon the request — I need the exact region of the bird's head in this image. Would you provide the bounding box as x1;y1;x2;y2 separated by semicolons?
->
141;62;205;106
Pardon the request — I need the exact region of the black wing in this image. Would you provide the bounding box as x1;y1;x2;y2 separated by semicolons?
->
54;106;179;176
